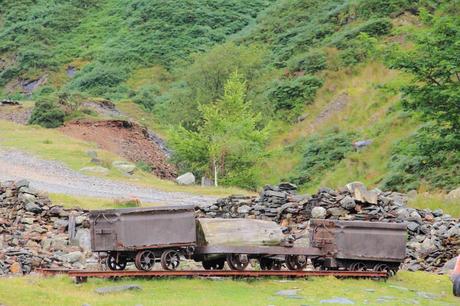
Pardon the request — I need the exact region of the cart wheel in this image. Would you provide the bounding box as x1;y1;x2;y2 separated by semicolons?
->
106;253;127;271
350;262;367;271
135;250;156;271
202;259;225;270
161;250;181;270
285;255;307;271
259;258;274;270
272;261;282;270
227;254;249;271
373;263;391;273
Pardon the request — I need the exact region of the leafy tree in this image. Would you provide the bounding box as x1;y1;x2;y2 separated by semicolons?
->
382;13;460;191
156;43;267;129
386;15;460;132
169;72;268;189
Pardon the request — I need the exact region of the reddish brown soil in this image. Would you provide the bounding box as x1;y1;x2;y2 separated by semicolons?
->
59;120;177;179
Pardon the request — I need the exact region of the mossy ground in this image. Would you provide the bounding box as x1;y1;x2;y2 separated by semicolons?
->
0;272;457;306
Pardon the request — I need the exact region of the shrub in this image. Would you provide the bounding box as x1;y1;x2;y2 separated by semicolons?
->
268;76;323;111
380;126;460;192
339;33;378;66
330;18;392;48
287;50;328;73
356;0;414;17
68;63;128;94
132;84;161;111
289;130;355;186
28;100;65;128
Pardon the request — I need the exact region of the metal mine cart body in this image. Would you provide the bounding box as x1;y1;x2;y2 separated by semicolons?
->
309;219;407;272
90;205;197;271
90;205;407;273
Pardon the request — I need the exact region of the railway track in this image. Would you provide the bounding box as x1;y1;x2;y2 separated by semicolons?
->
36;269;389;283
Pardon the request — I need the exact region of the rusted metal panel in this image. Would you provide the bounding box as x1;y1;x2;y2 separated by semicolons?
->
90;206;196;252
310;219;406;262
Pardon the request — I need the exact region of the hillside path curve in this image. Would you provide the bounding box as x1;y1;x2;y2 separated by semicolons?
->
0;148;216;206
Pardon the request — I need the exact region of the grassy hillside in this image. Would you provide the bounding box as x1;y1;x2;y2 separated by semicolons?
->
0;120;250;197
0;272;457;306
1;0;458;195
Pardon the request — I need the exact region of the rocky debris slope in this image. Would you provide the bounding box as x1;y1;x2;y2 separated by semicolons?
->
59;119;176;179
0;180;95;275
197;182;459;272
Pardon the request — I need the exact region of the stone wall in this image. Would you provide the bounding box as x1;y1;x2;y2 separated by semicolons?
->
0;180;95;275
197;182;460;272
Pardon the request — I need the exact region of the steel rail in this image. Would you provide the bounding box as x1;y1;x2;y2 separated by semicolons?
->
36;268;388;283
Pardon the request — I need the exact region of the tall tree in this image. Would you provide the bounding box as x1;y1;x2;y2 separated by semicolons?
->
386;14;460;133
170;72;268;189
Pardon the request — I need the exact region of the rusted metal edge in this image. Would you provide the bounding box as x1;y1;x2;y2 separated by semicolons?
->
195;246;323;256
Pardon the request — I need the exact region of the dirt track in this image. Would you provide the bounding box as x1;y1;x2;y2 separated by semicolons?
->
0;148;215;206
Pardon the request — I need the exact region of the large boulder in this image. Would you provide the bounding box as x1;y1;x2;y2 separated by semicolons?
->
346;181;378;204
176;172;195;185
447;187;460;201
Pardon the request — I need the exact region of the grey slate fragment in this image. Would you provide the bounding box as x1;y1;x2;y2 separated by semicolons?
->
95;284;142;294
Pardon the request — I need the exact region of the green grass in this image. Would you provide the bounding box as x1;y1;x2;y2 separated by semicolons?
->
48;193;161;210
408;193;460;218
0;272;457;305
0;119;251;197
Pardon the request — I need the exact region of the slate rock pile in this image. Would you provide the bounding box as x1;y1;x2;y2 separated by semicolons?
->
197;182;459;272
197;183;307;222
0;180;95;275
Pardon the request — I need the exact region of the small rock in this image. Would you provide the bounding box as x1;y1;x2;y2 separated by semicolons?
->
416;291;438;299
112;161;136;174
20;193;36;204
95;285;142;295
275;289;300;297
237;205;251;214
407;190;417;199
86;150;98;159
176;172;195;185
447;187;460;200
407;222;419;232
80;166;109;175
62;251;83;264
21;217;35;225
25;202;42;213
320;297;354;304
327;207;348;217
10;262;22;274
311;207;327;219
340;196;356;210
15;179;30;188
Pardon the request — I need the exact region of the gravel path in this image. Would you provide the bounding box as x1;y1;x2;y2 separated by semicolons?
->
0;148;216;206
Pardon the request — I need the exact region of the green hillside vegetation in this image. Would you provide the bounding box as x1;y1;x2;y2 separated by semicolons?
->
1;0;459;194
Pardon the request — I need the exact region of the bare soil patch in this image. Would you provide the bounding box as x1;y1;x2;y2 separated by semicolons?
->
59;120;177;179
